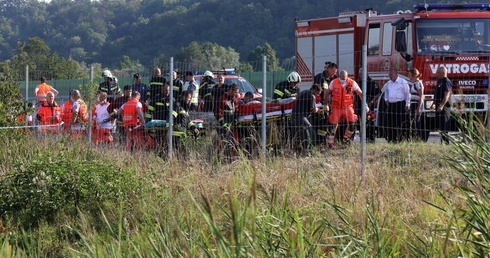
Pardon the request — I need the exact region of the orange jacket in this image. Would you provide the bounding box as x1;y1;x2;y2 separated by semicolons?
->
61;98;88;130
122;98;140;126
35;83;54;102
37;102;63;133
62;100;74;131
330;78;355;109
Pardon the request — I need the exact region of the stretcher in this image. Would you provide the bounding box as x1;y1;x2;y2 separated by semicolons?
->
145;119;167;129
237;98;323;125
237;98;296;124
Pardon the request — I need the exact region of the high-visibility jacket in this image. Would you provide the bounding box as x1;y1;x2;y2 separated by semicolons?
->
99;81;121;103
147;77;166;100
62;99;88;130
122;98;141;126
37;102;63;133
273;81;299;100
62;100;74;131
330;78;355;109
35;83;54;102
146;97;178;121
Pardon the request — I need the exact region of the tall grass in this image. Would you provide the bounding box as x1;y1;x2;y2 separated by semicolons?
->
0;126;488;257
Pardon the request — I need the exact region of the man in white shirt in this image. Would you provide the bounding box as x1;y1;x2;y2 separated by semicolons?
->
93;92;114;145
383;67;410;142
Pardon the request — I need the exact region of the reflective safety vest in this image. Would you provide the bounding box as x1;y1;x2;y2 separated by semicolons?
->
35;83;53;102
331;78;355;109
38;102;62;133
62;100;73;131
147;81;164;99
122;98;140;126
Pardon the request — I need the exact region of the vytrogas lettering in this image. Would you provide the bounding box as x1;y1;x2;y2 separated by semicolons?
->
430;64;489;74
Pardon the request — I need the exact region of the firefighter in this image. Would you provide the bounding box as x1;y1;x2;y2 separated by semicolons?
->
273;71;301;100
325;70;363;147
179;90;201;138
198;70;216;112
212;73;229;118
36;91;63;134
317;62;338;105
99;70;122;104
216;83;240;160
146;82;183;153
291;84;322;153
172;71;184;101
147;68;167;102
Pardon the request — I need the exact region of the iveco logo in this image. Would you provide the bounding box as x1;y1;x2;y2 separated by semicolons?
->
458;80;477;86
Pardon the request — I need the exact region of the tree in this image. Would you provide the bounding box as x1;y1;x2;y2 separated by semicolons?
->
11;37;50;71
246;43;283;72
176;41;240;71
0;65;24;128
8;37;85;79
118;55;140;70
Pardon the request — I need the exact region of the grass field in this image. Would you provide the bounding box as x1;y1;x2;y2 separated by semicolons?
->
0;125;489;257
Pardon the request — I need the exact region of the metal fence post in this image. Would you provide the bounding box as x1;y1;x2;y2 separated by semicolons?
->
168;57;174;159
25;65;29;127
88;64;94;145
262;56;267;160
361;45;367;178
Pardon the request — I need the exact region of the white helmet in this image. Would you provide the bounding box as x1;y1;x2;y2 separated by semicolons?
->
204;70;214;77
102;70;113;78
287;71;301;83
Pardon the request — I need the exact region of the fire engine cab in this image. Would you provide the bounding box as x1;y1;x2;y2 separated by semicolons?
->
295;3;490;141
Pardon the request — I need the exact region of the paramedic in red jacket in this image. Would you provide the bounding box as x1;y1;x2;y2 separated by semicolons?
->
36;91;63;134
116;91;147;151
325;70;363;146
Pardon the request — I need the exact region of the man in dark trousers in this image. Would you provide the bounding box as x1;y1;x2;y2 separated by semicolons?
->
291;83;322;153
431;66;452;143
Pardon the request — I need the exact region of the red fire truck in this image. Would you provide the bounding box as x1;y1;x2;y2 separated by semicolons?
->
295;3;490;141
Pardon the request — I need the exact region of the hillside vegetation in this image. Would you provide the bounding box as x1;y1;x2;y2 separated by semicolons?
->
0;0;478;67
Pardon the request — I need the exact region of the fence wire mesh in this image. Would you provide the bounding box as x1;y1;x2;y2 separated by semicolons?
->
5;54;483;163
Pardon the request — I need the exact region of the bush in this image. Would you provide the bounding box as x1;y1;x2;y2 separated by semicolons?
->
0;151;142;228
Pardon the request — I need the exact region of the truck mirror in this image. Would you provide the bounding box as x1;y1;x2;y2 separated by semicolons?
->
401;53;412;62
395;31;407;52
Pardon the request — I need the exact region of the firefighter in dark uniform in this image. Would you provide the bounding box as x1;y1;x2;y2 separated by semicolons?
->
198;70;216;112
147;68;167;101
273;71;301;100
99;70;122;104
216;83;240;159
291;84;322;152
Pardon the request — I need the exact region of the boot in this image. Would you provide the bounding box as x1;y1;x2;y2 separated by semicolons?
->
343;130;353;144
327;135;335;148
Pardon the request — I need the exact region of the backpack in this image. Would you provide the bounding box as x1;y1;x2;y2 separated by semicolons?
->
77;99;89;123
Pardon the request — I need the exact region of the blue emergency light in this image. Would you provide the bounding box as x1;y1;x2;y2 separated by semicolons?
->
414;3;490;11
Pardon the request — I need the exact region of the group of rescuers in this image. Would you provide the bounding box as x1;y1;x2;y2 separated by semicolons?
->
31;63;451;153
